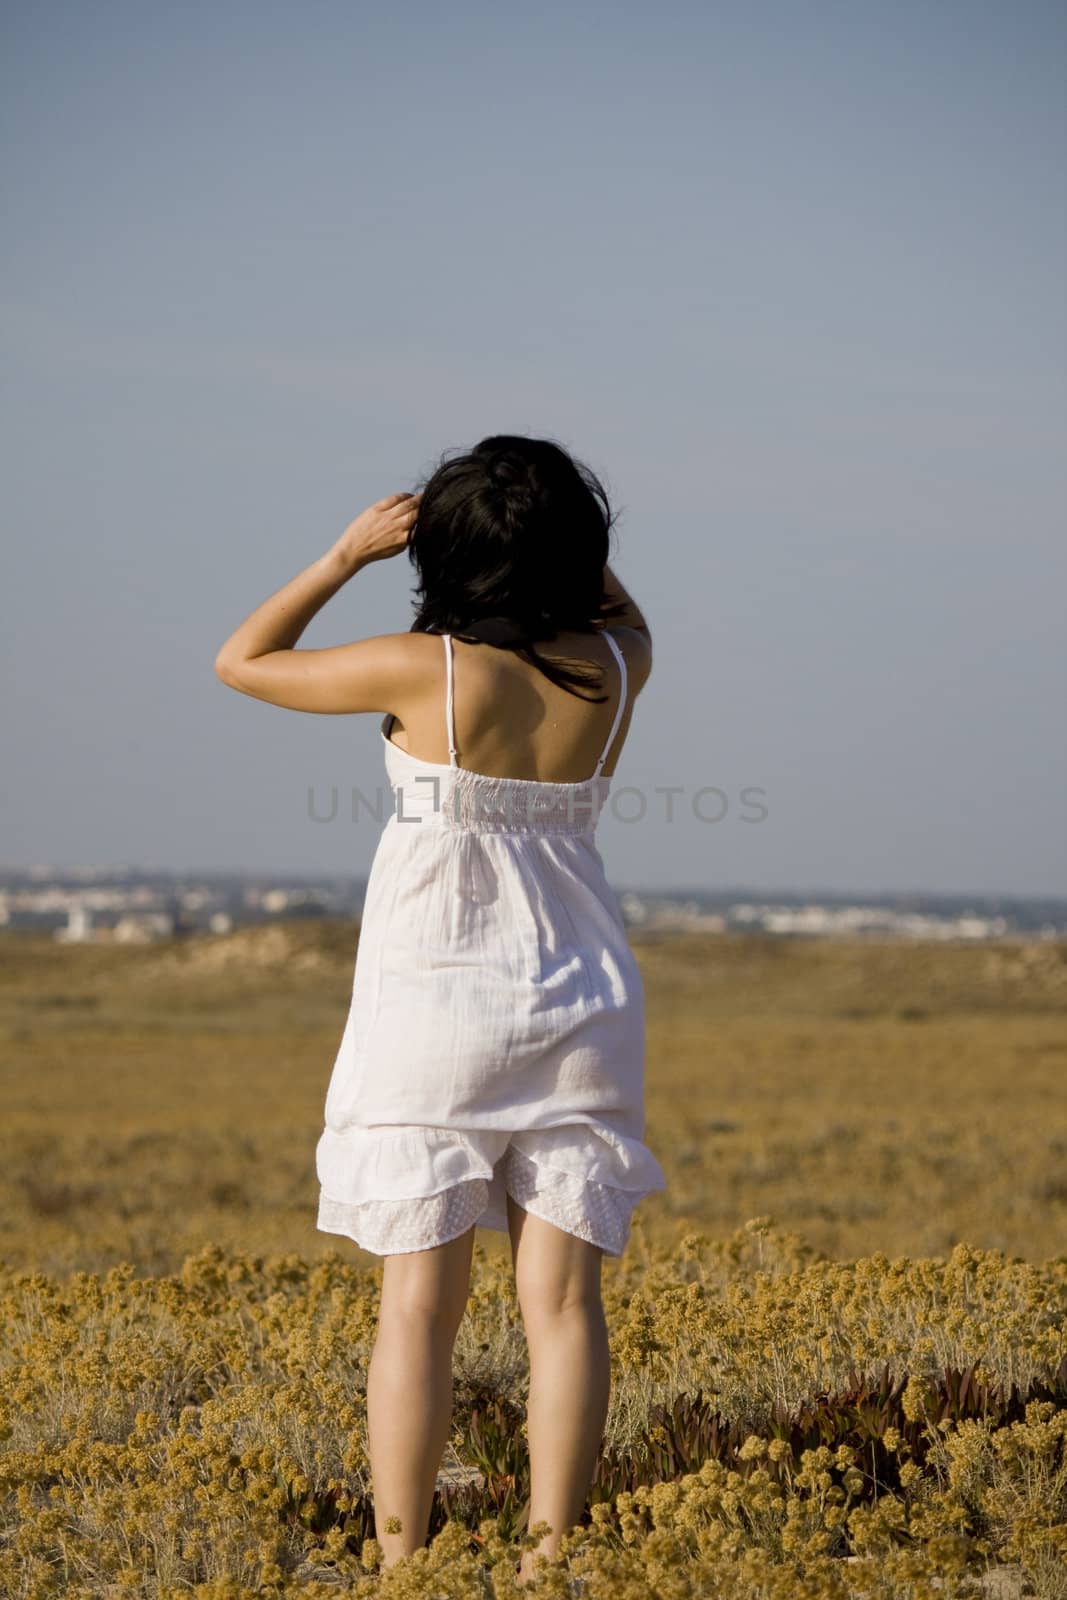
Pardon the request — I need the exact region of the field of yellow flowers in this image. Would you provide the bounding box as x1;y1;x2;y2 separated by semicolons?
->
1;923;1065;1598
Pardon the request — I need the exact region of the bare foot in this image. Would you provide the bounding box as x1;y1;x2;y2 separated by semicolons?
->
515;1553;546;1587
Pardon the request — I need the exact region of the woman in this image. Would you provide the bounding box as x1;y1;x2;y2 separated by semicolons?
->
214;433;666;1584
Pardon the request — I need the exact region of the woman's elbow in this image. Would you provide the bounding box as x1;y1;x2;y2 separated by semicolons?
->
214;651;242;687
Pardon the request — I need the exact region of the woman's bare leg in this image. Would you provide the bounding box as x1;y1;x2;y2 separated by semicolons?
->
507;1196;610;1585
367;1224;476;1567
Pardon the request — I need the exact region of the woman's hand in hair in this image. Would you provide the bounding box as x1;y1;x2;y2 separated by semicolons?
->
333;492;421;572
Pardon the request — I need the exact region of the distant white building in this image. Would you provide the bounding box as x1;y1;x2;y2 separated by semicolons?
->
54;904;94;942
112;912;175;943
261;887;329;915
619;893;648;925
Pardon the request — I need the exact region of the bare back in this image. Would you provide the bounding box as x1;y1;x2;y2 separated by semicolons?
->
382;626;651;784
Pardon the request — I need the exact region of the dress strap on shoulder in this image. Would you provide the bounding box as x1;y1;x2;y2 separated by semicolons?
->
593;632;628;779
443;634;459;768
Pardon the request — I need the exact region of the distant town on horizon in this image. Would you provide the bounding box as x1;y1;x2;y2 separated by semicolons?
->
1;864;1064;946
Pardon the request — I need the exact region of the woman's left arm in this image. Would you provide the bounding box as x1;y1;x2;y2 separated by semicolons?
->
213;491;420;714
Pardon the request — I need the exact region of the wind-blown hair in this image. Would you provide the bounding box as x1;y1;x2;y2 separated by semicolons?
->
405;434;630;700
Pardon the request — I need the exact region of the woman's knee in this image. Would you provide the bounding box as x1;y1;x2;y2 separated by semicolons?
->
378;1225;476;1334
508;1204;604;1324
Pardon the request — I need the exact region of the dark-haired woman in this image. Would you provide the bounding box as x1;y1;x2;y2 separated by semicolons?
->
214;435;667;1584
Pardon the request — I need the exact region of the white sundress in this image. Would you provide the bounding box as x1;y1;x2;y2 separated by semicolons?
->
314;629;667;1257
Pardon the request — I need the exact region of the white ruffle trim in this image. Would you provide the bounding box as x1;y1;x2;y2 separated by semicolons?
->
318;1177;489;1254
316;1139;658;1257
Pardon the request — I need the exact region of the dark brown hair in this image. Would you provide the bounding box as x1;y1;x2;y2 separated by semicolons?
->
405;433;629;699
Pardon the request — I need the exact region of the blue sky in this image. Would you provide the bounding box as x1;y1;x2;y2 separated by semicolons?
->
2;1;1064;894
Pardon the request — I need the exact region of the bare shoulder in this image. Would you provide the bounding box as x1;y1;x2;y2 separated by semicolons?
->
337;627;448;682
604;624;653;691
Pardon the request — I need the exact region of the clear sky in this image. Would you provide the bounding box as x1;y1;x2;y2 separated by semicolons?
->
2;1;1064;896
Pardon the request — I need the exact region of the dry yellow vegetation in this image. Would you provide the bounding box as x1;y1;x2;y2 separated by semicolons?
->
1;924;1065;1597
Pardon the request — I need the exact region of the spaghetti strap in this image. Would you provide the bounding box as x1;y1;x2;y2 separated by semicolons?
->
443;634;459;767
593;632;628;779
444;628;626;781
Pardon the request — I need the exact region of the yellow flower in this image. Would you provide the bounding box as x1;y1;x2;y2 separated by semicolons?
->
902;1376;928;1423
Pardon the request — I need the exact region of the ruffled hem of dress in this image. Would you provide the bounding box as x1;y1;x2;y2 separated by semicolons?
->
314;1119;667;1210
315;1124;500;1206
316;1141;661;1258
318;1178;491;1256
